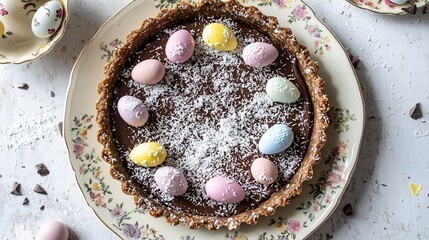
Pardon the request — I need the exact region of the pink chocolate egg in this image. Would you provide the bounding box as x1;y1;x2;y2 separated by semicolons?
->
251;158;278;185
154;166;188;196
35;221;69;240
242;42;279;67
166;29;195;63
205;176;245;204
131;59;165;84
117;95;149;127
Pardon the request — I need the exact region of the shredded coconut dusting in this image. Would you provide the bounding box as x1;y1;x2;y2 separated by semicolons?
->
111;17;314;217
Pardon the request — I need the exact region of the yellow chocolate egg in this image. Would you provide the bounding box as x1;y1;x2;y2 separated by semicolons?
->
202;23;237;51
129;142;167;167
0;21;4;36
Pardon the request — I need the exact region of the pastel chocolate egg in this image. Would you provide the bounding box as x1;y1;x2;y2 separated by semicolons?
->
129;142;167;167
154;166;188;196
202;23;237;51
131;59;165;84
251;158;278;185
242;42;279;67
266;76;301;103
166;29;195;63
35;221;68;240
205;176;245;204
117;95;149;127
390;0;408;4
259;124;294;154
32;1;64;38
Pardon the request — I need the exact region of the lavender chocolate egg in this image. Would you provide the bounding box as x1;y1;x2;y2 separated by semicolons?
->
205;176;245;204
35;221;69;240
117;95;149;127
251;158;278;185
166;29;195;63
154;166;188;196
131;59;165;84
242;42;278;67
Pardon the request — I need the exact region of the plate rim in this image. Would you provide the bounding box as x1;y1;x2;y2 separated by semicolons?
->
63;0;366;238
346;0;428;15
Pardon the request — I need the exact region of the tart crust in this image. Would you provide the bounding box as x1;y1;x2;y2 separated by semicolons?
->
96;0;329;231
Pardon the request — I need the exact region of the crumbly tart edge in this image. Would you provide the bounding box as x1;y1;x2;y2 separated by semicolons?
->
96;0;329;231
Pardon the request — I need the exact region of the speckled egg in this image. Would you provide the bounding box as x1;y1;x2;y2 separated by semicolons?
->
117;95;149;127
129;142;167;167
31;1;64;38
242;42;278;67
166;29;195;63
259;124;294;155
131;59;165;84
266;76;301;104
205;176;245;204
251;158;278;185
35;221;68;240
390;0;408;5
202;23;237;51
154;166;188;196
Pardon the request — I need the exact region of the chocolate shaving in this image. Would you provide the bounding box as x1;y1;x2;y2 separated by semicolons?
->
36;163;50;176
11;182;22;195
58;122;63;137
423;6;428;14
40;205;45;210
23;197;29;205
50;91;55;97
402;4;417;15
34;184;47;195
349;54;361;69
342;203;354;216
18;83;29;90
409;103;423;120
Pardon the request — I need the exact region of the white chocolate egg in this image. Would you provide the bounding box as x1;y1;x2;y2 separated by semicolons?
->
31;1;64;38
154;166;188;196
35;221;68;240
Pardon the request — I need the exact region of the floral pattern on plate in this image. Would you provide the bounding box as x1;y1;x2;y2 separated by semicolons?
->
347;0;429;14
65;0;364;239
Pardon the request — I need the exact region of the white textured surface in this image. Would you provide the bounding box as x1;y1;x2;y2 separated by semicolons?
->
0;0;428;239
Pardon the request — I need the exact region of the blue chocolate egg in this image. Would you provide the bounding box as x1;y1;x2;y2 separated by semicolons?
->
259;124;294;154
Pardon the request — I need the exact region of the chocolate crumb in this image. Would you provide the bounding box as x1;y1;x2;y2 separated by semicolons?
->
402;4;417;15
349;54;361;69
409;103;423;120
326;233;334;240
381;184;387;187
18;83;29;90
23;197;29;205
11;182;22;195
342;203;354;216
423;6;428;14
50;91;55;97
40;205;45;210
36;163;50;176
58;122;63;137
34;184;48;195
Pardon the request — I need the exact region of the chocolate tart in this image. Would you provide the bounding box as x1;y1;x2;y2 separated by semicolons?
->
96;0;329;230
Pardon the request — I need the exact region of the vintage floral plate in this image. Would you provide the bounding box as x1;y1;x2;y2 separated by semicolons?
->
0;0;68;64
347;0;428;15
64;0;365;239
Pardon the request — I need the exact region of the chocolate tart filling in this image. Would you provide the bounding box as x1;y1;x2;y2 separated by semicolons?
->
97;0;329;230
